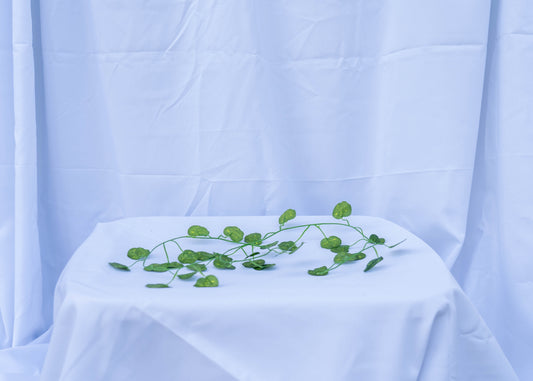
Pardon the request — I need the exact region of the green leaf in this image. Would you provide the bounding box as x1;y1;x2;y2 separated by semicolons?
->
333;253;349;264
187;225;210;237
243;259;265;268
223;226;244;242
368;234;385;244
364;257;383;272
146;283;169;288
320;236;341;249
194;275;219;287
350;252;366;261
259;241;278;250
244;233;262;245
332;201;352;219
178;250;198;264
334;252;366;263
127;247;150;260
308;266;329;276
178;272;196;280
213;254;236;270
278;241;296;251
186;263;207;272
109;262;130;271
144;263;170;272
330;245;350;253
196;251;215;261
166;261;184;269
278;208;296;225
242;259;275;270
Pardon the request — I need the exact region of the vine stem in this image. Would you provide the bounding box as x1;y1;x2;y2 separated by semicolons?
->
142;221;374;267
163;243;170;263
140;221;396;279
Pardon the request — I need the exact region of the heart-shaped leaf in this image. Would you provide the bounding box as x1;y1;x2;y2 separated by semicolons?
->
243;259;265;268
351;252;366;260
196;251;215;261
223;226;244;242
144;263;170;272
109;262;130;271
145;283;169;288
333;253;349;264
127;247;150;260
278;241;296;251
320;236;341;249
186;263;207;272
332;201;352;219
188;225;210;237
178;250;198;264
278;209;296;225
334;252;366;263
213;254;235;270
330;245;350;253
244;233;262;245
308;266;329;276
242;259;275;270
166;261;184;269
194;275;219;287
364;257;383;272
260;241;278;250
368;234;385;244
178;272;196;280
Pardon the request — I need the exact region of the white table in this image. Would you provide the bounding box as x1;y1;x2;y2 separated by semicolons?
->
40;216;517;381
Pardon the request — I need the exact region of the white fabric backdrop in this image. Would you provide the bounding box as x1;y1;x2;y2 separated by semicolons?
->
0;0;531;379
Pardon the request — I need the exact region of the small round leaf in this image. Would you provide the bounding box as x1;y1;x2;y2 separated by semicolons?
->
223;226;244;242
332;201;352;219
364;257;383;272
188;225;210;237
186;263;207;272
278;241;296;251
109;262;130;271
308;266;329;276
320;236;341;249
368;234;385;245
178;250;198;264
146;283;169;288
196;251;215;261
213;254;235;270
244;233;262;245
242;259;275;270
166;261;184;269
334;253;349;264
330;245;350;253
260;241;278;250
144;263;170;272
278;209;296;225
127;247;150;260
194;275;219;287
178;272;196;280
352;252;366;260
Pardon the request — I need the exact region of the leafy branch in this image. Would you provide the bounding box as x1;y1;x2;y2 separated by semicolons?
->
109;201;405;288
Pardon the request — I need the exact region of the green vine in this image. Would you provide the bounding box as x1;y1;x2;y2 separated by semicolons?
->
109;201;405;288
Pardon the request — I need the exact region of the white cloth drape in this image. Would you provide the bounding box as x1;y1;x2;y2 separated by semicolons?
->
0;0;531;379
0;0;44;350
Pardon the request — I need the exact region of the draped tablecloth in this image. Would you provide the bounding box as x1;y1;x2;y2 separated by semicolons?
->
40;216;517;381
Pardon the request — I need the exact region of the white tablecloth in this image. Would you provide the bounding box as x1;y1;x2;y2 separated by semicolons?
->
40;216;517;381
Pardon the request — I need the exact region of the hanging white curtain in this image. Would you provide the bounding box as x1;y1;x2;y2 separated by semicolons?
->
0;0;531;379
0;0;44;349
